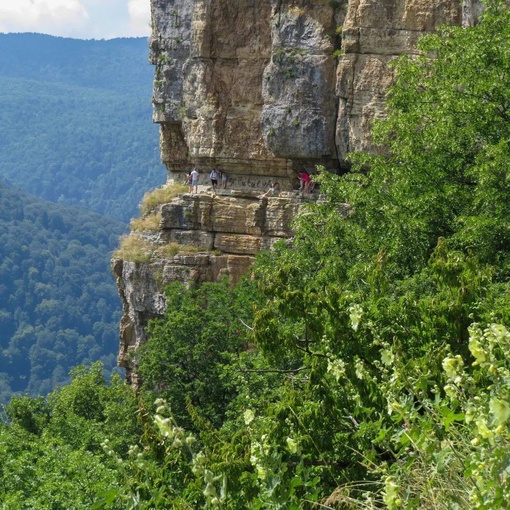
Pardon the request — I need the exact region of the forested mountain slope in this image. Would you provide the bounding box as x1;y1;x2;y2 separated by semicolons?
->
0;181;126;403
0;33;166;222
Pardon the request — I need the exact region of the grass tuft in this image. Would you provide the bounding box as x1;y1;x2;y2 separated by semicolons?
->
113;235;154;263
130;213;161;232
140;182;188;215
114;233;208;264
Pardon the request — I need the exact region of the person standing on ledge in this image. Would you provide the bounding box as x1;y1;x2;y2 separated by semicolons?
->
191;167;199;193
221;170;228;189
185;171;193;193
210;167;219;192
299;170;312;194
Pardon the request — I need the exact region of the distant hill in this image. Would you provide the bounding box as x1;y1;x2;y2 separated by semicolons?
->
0;34;152;93
0;181;126;403
0;33;166;222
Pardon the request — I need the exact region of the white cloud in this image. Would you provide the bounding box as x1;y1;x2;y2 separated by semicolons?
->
128;0;150;34
0;0;89;37
0;0;151;39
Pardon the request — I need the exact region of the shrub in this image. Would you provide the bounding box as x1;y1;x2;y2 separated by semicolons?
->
371;323;510;509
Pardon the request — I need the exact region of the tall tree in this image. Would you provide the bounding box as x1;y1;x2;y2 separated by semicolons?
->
249;1;510;505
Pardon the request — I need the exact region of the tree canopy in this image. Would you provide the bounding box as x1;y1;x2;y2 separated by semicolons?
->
0;34;166;222
0;181;126;403
0;33;167;402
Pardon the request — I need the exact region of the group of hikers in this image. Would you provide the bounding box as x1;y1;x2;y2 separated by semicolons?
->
185;167;228;193
261;171;315;198
185;167;315;196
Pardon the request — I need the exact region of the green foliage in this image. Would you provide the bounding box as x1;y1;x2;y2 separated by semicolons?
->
0;363;141;509
246;1;510;505
377;323;510;509
4;395;50;436
0;182;126;402
348;0;510;276
0;33;166;222
46;363;142;454
138;278;263;429
5;4;510;509
94;398;206;510
110;7;510;507
0;32;170;402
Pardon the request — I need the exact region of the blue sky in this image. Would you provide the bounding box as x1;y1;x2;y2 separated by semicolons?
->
0;0;151;40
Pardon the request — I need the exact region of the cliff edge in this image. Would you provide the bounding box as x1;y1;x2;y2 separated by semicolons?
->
113;0;481;385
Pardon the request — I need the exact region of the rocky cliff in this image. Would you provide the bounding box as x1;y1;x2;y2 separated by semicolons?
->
113;0;482;384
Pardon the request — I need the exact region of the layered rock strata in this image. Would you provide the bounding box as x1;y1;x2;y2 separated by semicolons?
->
114;0;483;383
113;190;317;384
150;0;342;188
149;0;473;183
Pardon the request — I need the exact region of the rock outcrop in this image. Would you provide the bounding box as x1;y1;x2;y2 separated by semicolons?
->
113;0;484;384
112;189;317;384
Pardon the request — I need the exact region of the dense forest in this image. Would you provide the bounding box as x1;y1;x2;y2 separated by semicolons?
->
0;34;167;403
2;3;510;509
0;33;166;222
0;181;126;402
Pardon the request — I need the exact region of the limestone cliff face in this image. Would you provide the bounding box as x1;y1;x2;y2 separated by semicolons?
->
112;189;313;384
113;0;483;383
338;0;462;156
149;0;475;180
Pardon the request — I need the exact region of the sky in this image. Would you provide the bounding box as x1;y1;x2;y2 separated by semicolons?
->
0;0;151;40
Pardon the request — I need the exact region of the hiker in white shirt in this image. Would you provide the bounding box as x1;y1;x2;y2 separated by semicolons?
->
191;168;199;193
